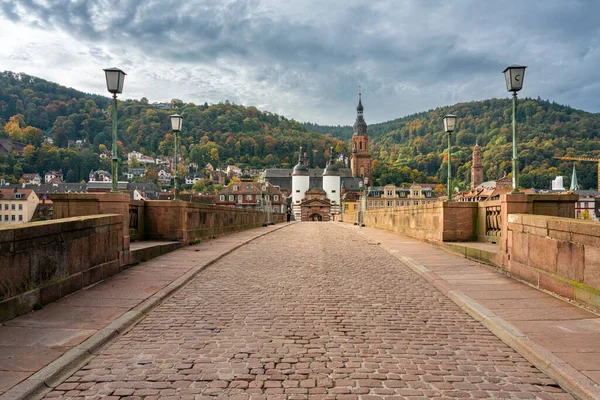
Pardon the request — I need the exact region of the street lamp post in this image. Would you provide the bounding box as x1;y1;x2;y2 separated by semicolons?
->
443;114;457;202
169;114;183;200
503;65;527;194
359;177;369;227
103;68;126;193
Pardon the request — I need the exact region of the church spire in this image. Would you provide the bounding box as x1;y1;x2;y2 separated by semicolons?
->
570;165;579;191
357;86;363;114
353;87;367;136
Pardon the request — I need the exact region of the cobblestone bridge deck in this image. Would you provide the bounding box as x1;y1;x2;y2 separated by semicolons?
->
33;223;575;399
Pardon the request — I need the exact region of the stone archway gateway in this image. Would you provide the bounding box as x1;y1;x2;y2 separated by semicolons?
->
309;213;323;221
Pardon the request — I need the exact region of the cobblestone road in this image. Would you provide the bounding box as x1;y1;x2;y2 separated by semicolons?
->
43;224;572;399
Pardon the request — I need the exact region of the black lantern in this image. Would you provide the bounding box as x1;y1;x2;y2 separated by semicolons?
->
103;67;126;94
503;65;527;92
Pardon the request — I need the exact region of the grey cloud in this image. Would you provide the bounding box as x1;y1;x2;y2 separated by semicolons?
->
2;0;600;124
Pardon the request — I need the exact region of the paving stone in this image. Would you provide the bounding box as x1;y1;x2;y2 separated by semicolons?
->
41;223;572;399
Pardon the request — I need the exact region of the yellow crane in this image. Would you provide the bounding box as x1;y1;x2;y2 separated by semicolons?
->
555;156;600;191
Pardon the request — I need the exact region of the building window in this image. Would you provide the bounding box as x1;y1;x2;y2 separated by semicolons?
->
296;190;300;193
396;201;400;207
332;190;336;193
274;207;280;213
274;195;279;201
369;201;373;207
3;204;7;210
387;201;392;207
11;215;15;221
229;195;234;201
18;204;23;210
238;195;242;203
265;195;270;201
246;194;252;201
220;195;225;201
414;201;418;205
19;215;23;221
344;204;348;210
233;185;238;191
413;191;418;197
11;204;15;210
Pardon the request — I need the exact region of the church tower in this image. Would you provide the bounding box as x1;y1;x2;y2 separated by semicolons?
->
350;90;371;184
471;141;483;190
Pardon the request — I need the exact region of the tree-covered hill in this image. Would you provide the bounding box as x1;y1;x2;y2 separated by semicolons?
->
304;98;600;190
0;71;346;184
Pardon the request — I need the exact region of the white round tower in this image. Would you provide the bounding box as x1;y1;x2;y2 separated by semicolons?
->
323;148;341;215
291;148;309;220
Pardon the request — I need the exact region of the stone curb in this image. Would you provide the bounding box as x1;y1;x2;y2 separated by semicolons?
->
372;237;600;400
0;223;293;400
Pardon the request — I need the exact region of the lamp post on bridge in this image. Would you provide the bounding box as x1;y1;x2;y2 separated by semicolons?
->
169;114;183;201
503;65;527;194
359;177;369;227
103;67;126;193
443;114;457;202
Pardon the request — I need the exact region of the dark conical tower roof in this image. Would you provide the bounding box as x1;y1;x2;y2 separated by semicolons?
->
353;89;367;136
292;146;309;175
323;147;340;176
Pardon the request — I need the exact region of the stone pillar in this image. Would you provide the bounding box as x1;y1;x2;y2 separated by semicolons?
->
51;193;132;264
500;193;578;254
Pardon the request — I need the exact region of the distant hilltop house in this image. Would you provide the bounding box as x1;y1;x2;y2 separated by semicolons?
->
45;170;63;184
89;169;112;182
99;150;112;159
211;170;227;185
151;102;172;110
185;174;203;185
157;169;172;187
0;188;39;225
21;173;42;185
0;138;26;155
125;168;146;180
67;139;86;148
226;165;242;177
127;151;155;165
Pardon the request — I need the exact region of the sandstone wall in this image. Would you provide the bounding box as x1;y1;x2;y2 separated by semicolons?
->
345;202;478;242
507;213;600;311
0;214;123;322
144;201;285;244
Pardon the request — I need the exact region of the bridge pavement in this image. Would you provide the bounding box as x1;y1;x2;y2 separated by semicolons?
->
24;222;581;399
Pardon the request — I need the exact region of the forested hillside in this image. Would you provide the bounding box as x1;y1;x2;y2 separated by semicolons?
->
305;98;600;190
0;71;346;183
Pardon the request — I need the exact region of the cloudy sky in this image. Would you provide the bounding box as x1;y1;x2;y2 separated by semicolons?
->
1;0;599;125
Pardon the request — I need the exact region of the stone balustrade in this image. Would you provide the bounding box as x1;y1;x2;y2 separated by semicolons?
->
0;214;123;322
507;213;600;310
0;193;284;321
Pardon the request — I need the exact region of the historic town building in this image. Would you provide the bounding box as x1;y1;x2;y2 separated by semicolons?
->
367;184;438;209
216;181;285;213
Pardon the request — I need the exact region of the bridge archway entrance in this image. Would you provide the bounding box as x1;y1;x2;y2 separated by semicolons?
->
309;213;323;221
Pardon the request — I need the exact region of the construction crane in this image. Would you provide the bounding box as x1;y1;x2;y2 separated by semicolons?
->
555;156;600;191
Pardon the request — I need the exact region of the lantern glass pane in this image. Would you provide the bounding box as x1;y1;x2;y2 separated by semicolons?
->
117;72;125;93
504;70;512;91
444;115;457;132
170;114;183;131
511;67;525;91
105;71;119;93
